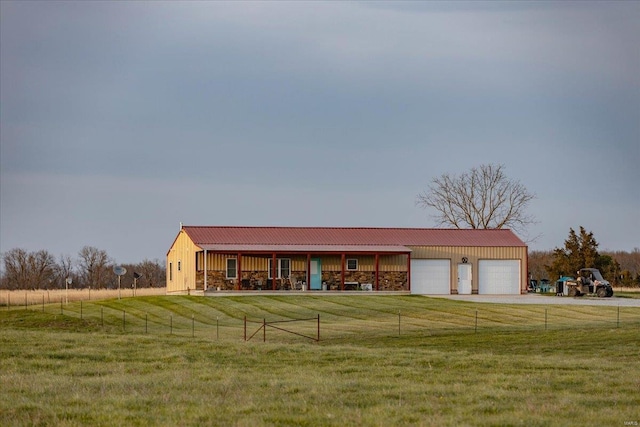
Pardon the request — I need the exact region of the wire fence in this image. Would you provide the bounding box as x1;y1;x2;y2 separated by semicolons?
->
3;297;640;343
244;315;320;342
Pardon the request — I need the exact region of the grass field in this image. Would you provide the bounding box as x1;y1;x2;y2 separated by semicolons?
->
1;295;639;426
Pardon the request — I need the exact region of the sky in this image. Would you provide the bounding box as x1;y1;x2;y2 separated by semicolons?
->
1;1;639;264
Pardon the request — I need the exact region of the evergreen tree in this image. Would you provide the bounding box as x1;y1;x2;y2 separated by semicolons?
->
547;226;606;280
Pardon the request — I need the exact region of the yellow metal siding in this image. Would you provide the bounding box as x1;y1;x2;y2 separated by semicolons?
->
380;255;407;272
166;230;199;292
196;253;309;272
191;253;408;275
310;255;407;272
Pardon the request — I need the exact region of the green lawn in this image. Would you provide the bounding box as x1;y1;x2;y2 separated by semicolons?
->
1;296;639;426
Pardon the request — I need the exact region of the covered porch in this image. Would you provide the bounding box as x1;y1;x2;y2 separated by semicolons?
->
195;245;412;292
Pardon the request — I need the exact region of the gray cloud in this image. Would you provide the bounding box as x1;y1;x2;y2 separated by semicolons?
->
1;1;638;262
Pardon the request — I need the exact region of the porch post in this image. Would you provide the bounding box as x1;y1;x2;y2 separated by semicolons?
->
307;253;311;292
407;252;411;292
341;253;345;291
204;249;208;291
375;253;379;291
237;252;242;291
272;253;277;290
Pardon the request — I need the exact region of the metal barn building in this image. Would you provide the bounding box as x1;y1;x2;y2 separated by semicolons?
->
166;225;528;295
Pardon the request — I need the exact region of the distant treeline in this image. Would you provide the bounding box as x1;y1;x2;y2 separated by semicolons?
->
3;235;639;290
529;248;640;286
526;227;640;286
0;246;165;290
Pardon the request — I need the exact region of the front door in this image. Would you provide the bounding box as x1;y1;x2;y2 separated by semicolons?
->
310;258;322;290
458;263;472;294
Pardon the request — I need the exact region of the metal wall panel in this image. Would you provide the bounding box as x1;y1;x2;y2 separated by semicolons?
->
166;230;198;292
408;246;528;294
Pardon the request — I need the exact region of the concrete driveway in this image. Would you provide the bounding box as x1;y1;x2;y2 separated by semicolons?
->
431;294;640;307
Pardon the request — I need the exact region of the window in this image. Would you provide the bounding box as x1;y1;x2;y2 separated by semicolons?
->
280;258;291;279
347;258;358;271
226;258;237;279
169;263;173;281
268;258;291;279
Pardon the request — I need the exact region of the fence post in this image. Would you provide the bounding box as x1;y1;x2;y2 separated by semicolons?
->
42;295;45;313
244;316;246;341
145;313;148;334
192;315;195;338
617;305;620;328
263;318;266;343
170;315;173;335
60;297;63;315
25;292;27;310
545;308;548;331
398;310;401;336
123;310;126;332
217;316;219;341
317;314;320;342
475;310;478;333
101;307;104;328
7;292;9;310
80;301;83;320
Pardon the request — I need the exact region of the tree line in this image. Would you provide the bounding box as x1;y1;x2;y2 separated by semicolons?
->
528;226;640;287
1;246;165;290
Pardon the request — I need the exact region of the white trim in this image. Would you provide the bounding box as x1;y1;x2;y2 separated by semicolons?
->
346;258;358;271
226;258;237;279
268;258;291;279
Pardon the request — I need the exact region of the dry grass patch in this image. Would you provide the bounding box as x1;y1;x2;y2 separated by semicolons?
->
1;287;166;307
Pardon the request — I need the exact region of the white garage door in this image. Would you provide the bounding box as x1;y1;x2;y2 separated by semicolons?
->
478;260;521;294
411;259;451;295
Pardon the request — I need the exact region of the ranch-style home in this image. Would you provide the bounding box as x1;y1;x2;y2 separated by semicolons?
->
167;225;528;295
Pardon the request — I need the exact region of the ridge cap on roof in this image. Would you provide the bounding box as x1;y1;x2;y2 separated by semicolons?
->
182;225;515;232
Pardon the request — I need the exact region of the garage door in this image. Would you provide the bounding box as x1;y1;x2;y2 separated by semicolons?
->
411;259;450;295
478;260;521;294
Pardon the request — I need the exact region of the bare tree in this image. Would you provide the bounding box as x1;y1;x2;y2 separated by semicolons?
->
1;248;57;289
119;259;165;289
30;250;57;289
136;259;165;288
54;254;75;289
77;246;112;288
2;248;29;289
528;250;554;280
416;164;536;239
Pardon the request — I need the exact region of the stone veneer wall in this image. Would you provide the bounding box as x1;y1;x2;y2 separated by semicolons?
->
197;270;309;290
197;270;409;291
321;271;408;291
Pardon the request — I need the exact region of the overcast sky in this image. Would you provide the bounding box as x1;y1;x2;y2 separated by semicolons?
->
1;1;639;264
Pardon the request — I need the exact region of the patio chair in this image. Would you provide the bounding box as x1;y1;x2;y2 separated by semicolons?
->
289;276;301;290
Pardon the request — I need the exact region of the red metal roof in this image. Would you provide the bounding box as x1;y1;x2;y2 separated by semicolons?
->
182;226;526;248
198;244;412;253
